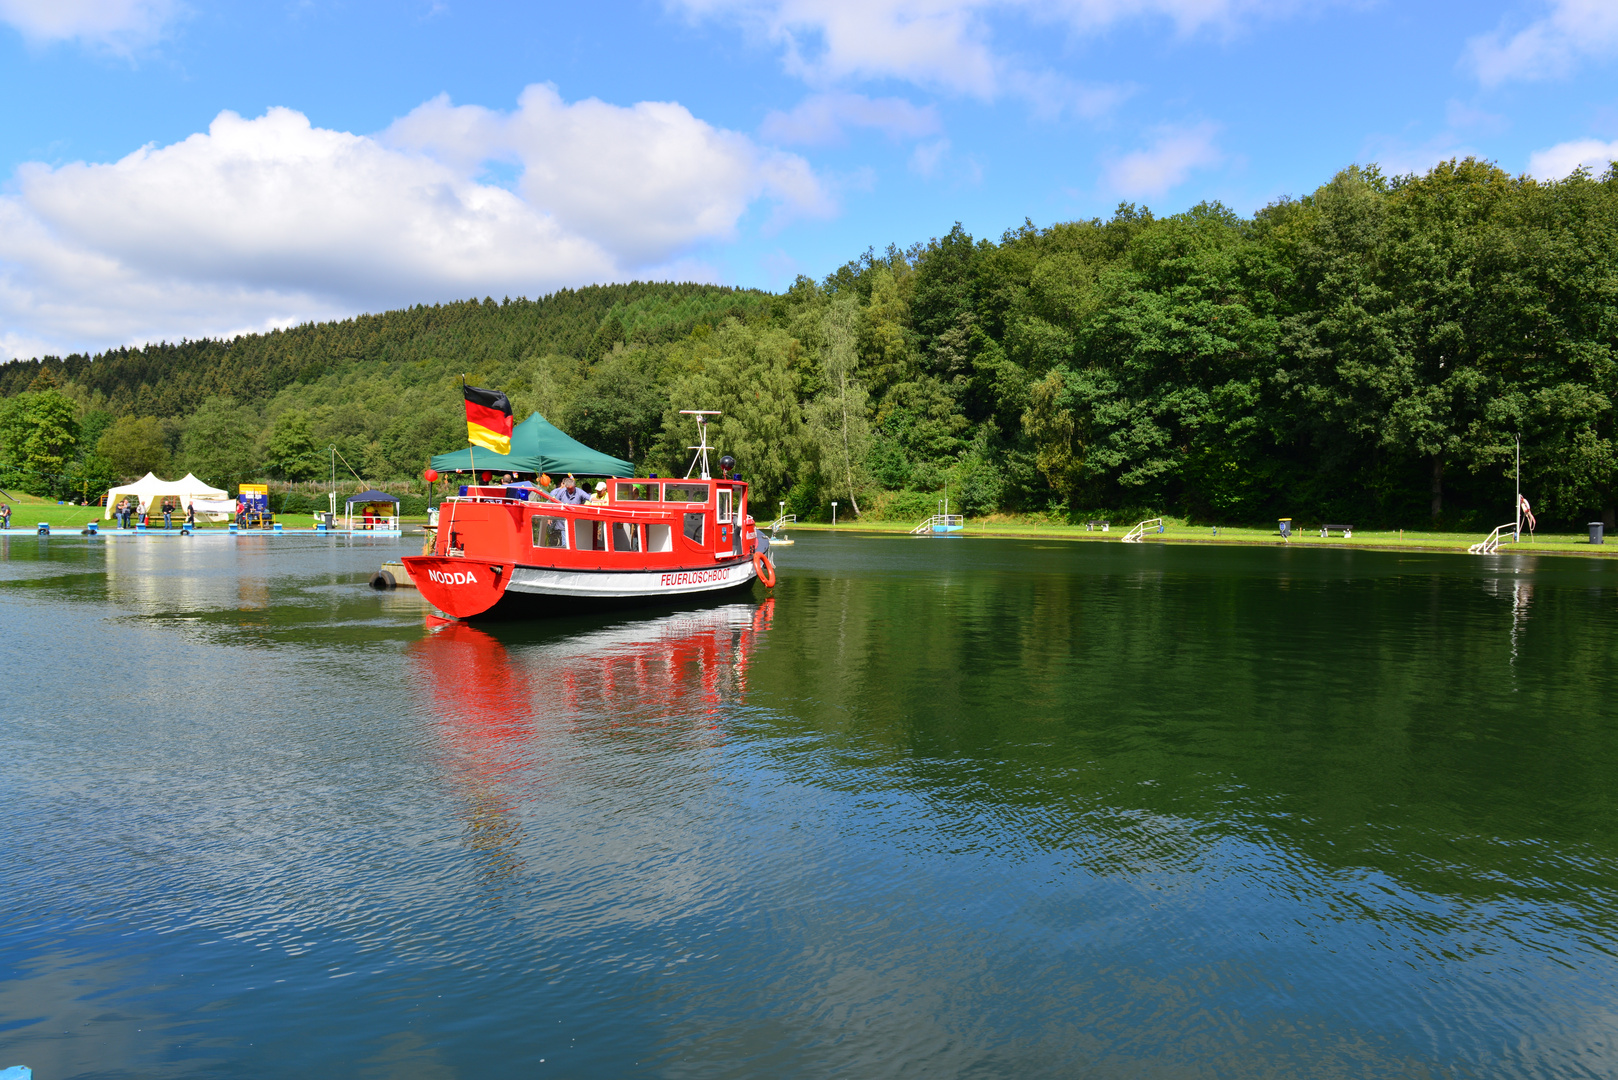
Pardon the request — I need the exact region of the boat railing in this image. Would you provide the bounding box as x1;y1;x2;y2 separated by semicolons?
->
443;494;694;521
1123;518;1164;543
910;514;964;534
1468;523;1519;555
766;514;796;533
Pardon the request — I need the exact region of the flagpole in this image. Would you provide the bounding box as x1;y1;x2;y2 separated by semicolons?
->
1515;433;1520;542
464;375;474;483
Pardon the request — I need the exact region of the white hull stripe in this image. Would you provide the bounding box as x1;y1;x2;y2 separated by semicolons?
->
506;560;756;598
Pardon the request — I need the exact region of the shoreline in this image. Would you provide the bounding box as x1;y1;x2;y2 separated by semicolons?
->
10;500;1611;560
780;521;1617;559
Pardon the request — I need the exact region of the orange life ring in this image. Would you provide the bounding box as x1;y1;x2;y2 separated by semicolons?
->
752;552;776;587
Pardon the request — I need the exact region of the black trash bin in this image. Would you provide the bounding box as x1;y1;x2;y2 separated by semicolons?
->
1590;522;1605;545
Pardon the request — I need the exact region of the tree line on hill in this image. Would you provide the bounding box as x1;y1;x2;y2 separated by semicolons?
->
4;157;1617;529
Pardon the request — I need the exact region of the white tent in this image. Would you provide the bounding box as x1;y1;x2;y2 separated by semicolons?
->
175;473;234;514
103;473;230;518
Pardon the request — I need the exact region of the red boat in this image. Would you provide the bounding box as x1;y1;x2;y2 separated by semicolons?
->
406;412;776;619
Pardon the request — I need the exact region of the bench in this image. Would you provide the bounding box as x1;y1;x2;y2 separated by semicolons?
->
1321;524;1353;538
1086;520;1110;532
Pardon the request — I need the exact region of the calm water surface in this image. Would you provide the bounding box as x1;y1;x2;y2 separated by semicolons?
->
3;531;1617;1078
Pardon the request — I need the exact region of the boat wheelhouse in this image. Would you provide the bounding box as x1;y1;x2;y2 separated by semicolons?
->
405;412;774;619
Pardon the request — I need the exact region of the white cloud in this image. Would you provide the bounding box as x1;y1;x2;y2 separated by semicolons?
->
0;93;831;361
907;140;981;184
910;138;951;177
1003;70;1135;122
388;85;832;264
1467;0;1618;85
1358;132;1479;178
672;0;1297;101
1102;123;1222;198
1444;99;1508;136
0;0;177;49
760;92;941;145
1527;137;1618;180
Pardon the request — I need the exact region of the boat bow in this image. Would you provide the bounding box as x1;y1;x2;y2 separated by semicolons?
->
405;556;513;618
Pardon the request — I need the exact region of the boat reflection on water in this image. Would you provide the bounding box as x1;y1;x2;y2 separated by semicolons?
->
407;619;538;882
406;600;775;879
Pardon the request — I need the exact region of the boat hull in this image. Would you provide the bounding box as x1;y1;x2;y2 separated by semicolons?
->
404;554;759;620
402;557;515;618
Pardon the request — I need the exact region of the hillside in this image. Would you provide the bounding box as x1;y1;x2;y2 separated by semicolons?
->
5;157;1618;530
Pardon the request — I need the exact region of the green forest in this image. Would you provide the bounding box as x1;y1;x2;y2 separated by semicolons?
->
4;157;1618;529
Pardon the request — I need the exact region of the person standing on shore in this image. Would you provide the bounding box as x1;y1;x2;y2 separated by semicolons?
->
0;502;9;529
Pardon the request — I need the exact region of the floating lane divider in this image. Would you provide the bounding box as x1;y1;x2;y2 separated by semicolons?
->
9;525;402;538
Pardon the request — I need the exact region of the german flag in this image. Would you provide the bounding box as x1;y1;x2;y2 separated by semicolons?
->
462;383;513;455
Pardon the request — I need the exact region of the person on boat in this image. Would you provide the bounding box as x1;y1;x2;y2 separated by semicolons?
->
185;502;195;529
588;481;609;505
162;499;173;530
552;474;589;505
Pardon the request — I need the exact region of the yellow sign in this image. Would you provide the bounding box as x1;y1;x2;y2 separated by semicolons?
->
239;483;269;513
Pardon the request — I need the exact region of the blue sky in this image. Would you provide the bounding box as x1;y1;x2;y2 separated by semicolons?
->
2;0;1617;361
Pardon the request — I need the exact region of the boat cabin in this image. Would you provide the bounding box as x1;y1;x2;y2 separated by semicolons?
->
432;477;756;570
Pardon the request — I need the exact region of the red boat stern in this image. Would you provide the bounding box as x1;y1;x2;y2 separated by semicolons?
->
403;556;513;618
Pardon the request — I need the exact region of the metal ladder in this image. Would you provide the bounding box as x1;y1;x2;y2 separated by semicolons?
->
1468;523;1518;555
1122;518;1164;543
910;514;964;535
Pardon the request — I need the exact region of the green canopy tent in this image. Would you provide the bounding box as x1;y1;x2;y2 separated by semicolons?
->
431;413;632;477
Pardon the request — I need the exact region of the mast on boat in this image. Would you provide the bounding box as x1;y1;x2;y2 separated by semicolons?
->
681;410;723;480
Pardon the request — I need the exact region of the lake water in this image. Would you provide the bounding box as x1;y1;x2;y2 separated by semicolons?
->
3;531;1617;1079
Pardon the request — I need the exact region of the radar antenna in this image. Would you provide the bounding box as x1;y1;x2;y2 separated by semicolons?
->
681;410;722;480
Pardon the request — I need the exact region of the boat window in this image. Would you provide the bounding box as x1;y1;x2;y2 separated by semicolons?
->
717;488;733;523
615;482;656;501
576;520;609;551
646;523;673;552
612;522;641;552
662;483;709;503
531;515;569;549
683;513;704;544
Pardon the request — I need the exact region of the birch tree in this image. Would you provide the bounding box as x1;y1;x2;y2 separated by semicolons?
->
807;296;872;515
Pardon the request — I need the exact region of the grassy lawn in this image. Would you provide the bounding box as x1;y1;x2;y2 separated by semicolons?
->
2;494;425;532
6;490;1601;557
782;516;1613;558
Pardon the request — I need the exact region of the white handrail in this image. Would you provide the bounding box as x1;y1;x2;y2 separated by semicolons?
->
1122;517;1164;543
766;513;797;533
911;514;964;535
1468;523;1519;555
